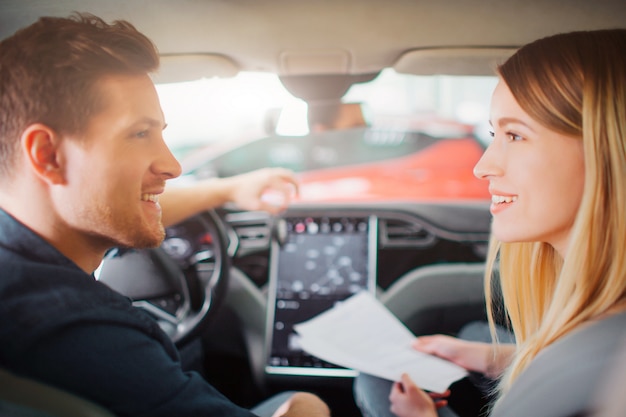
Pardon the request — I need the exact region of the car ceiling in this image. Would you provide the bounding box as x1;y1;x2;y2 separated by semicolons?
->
1;0;625;81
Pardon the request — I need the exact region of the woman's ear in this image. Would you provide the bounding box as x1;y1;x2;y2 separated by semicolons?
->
20;123;66;185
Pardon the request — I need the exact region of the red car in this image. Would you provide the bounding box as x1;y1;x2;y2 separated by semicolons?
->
181;111;490;204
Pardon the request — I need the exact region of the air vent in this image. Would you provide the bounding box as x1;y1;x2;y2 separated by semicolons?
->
234;223;271;249
380;217;436;248
224;211;272;252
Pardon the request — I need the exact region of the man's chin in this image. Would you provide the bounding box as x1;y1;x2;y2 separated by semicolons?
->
121;227;165;250
141;232;166;249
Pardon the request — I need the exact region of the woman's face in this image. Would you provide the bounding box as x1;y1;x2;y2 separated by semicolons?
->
474;80;585;257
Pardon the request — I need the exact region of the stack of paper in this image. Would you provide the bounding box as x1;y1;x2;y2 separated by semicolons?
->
294;291;468;393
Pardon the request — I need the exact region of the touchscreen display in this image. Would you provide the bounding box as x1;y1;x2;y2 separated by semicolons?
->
265;215;377;376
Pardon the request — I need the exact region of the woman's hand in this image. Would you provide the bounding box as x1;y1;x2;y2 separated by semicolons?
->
389;373;447;417
412;335;515;378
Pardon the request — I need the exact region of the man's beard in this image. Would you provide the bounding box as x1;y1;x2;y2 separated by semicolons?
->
75;201;166;250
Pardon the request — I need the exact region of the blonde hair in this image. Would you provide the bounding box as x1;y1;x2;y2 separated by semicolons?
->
484;29;626;392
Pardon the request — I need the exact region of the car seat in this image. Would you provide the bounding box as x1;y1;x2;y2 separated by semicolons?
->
0;368;115;417
380;262;489;337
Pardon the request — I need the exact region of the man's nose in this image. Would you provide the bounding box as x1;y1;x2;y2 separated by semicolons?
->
154;139;182;180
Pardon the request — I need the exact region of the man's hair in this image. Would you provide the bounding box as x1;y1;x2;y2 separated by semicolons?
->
0;13;160;178
483;29;626;396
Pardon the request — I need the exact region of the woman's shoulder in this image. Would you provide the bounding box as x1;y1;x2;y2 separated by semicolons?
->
491;312;626;417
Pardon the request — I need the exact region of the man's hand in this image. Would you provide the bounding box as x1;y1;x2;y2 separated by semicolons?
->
160;167;299;227
225;167;299;214
271;392;330;417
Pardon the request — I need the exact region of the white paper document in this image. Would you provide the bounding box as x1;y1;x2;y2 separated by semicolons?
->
293;291;468;393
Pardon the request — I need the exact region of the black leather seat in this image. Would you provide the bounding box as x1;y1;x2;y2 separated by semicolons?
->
0;368;115;417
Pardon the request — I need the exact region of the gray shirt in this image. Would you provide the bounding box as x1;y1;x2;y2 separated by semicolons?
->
492;311;626;417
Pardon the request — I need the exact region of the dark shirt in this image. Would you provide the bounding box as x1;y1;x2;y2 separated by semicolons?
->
0;209;256;417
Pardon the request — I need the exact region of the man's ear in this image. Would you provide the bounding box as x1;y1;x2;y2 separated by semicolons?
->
20;123;66;185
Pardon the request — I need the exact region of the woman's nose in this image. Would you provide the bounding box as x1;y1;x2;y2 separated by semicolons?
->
473;141;502;180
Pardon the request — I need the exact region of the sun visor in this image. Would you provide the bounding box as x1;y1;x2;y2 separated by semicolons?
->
393;47;518;76
151;54;240;84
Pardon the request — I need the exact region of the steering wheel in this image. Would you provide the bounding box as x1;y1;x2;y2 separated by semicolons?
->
97;210;231;347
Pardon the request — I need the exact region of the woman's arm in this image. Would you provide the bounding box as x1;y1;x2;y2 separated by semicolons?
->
412;335;516;378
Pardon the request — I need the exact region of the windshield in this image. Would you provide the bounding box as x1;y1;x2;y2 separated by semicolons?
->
157;69;498;203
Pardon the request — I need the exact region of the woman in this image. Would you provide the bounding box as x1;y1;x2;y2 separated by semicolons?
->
354;29;626;417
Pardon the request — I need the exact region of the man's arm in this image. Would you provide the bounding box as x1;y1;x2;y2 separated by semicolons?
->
160;167;298;227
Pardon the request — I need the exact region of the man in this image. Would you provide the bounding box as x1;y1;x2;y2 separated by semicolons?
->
0;13;329;417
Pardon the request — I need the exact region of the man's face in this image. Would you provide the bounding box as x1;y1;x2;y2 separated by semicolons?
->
53;74;181;250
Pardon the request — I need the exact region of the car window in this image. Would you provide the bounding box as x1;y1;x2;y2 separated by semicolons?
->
188;128;456;177
157;69;498;202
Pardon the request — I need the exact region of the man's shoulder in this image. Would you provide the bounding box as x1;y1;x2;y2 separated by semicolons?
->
0;257;161;355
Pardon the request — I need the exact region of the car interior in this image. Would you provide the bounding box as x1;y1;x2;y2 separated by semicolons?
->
1;1;625;416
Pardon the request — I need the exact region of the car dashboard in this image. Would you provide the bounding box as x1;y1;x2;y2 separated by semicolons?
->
220;202;491;290
218;202;491;381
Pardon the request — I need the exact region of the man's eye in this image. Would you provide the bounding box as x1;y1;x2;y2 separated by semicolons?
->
135;130;148;138
488;130;495;137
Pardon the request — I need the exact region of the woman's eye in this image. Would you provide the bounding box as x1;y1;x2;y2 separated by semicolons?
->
488;130;495;138
507;132;523;141
135;130;149;138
